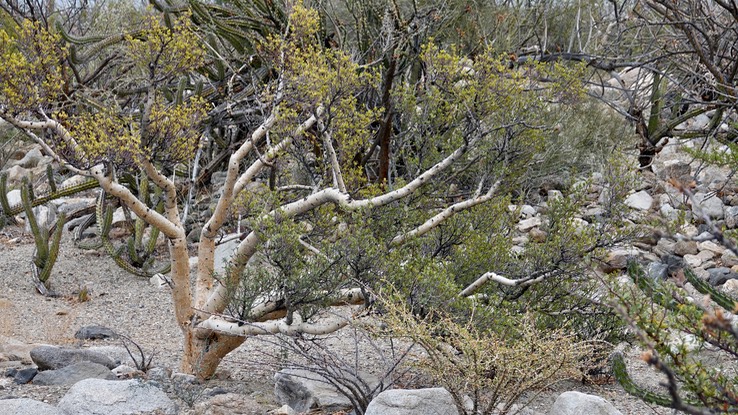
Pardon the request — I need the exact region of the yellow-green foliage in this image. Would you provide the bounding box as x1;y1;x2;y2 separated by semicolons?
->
125;12;205;82
260;1;381;189
381;295;594;414
0;20;67;112
145;96;208;165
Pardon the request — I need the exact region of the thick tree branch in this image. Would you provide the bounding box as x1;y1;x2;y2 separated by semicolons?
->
391;180;500;246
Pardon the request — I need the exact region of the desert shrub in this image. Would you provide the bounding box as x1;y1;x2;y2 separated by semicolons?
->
381;294;600;415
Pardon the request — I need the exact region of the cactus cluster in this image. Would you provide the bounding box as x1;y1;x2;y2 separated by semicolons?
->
77;178;170;278
0;169;67;296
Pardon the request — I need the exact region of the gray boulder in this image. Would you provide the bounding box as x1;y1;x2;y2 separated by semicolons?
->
74;325;117;340
274;368;378;412
365;388;459;415
273;371;318;413
0;398;64;415
548;391;622;415
31;345;117;371
192;392;264;415
33;361;116;385
707;267;738;286
58;378;176;415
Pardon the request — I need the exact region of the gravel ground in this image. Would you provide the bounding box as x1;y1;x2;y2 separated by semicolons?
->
0;226;680;414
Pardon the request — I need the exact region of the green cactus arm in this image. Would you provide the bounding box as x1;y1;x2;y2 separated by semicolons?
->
612;352;675;407
0;173;16;224
627;262;680;311
21;178;49;264
55;20;107;45
127;236;143;266
46;165;57;194
38;213;66;284
684;268;738;312
146;225;161;255
4;179;99;217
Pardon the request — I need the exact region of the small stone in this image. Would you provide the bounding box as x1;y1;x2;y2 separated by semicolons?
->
520;205;537;218
58;378;176;415
683;254;702;268
6;189;21;207
0;398;63;415
147;367;171;383
518;217;542;231
655;239;676;257
529;228;547;243
270;405;297;415
673;241;699;256
725;206;738;228
601;249;639;272
172;372;199;384
625;190;653;211
697;250;715;261
698;241;725;255
193;393;264;415
547;190;563;200
6;165;31;186
13;368;37;384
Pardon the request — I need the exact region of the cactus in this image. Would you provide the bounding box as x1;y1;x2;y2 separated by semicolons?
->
612;263;738;411
0;172;16;227
2;177;99;217
82;182;170;278
21;177;66;296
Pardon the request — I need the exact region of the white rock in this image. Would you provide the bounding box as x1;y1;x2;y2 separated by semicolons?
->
721;279;738;296
521;204;537;218
699;241;725;255
697;250;715;261
365;388;459;415
549;391;622;415
625;190;653;211
518;217;542;231
6;165;30;186
57;379;175;415
692;192;724;219
6;189;21;207
683;254;703;268
722;252;738;268
111;207;137;227
547;190;563;200
60;175;90;189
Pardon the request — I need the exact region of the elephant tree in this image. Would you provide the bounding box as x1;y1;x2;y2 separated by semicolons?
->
1;3;601;378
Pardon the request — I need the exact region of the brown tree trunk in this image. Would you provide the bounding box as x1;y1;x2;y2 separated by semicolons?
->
181;331;245;379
